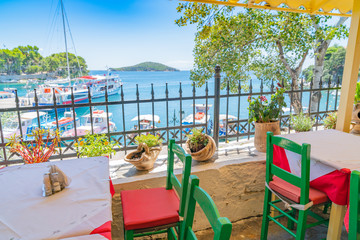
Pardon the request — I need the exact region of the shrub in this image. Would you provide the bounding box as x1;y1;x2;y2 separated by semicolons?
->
291;112;314;132
75;132;118;157
186;128;208;152
355;82;360;104
135;134;162;148
324;112;337;130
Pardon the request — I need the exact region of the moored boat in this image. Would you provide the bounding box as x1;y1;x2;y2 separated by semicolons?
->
62;110;116;137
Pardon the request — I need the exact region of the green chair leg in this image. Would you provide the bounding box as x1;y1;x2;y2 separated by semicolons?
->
168;227;176;240
287;209;296;230
261;189;272;240
296;210;308;240
125;229;134;240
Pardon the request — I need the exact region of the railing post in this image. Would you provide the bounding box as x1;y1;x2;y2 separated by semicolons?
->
213;65;221;148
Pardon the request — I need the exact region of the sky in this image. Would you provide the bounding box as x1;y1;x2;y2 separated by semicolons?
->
0;0;351;71
0;0;197;70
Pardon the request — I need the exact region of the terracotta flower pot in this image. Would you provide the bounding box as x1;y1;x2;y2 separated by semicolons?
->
254;121;280;152
185;134;216;161
124;143;161;170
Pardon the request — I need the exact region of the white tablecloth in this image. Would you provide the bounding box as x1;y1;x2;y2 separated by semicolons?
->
282;129;360;180
0;157;112;240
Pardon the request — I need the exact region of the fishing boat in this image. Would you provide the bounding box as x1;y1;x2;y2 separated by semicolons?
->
131;114;160;131
0;91;15;99
78;74;122;98
43;110;80;136
219;114;238;136
2;111;47;139
34;86;89;109
3;88;17;94
182;104;213;135
62;110;116;137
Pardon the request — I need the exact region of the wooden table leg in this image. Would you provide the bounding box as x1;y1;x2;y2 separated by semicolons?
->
270;194;276;217
327;203;346;240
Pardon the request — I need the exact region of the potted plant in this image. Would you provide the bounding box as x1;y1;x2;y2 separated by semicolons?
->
291;112;315;132
124;134;162;170
324;112;337;130
7;128;60;164
248;86;286;152
185;128;216;161
75;132;118;158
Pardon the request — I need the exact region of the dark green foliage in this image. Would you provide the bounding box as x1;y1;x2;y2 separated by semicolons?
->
302;45;346;82
0;45;88;77
111;62;179;72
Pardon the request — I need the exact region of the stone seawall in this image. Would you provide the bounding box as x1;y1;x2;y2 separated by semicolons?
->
0;73;56;81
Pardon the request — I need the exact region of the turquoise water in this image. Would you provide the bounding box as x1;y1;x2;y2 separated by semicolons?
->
0;71;340;132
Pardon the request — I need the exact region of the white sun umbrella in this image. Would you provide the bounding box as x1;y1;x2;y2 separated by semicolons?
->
131;114;160;123
219;114;237;120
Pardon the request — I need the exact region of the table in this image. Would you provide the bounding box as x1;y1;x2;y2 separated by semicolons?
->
0;157;112;240
279;129;360;240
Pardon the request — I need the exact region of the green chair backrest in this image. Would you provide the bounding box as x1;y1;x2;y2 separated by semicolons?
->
181;175;232;240
166;139;192;217
266;132;311;206
349;170;360;239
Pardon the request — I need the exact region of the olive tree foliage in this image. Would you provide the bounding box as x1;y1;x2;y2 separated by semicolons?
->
175;3;348;113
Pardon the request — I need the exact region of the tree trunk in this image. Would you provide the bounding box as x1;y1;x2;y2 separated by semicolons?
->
276;40;307;114
310;16;348;113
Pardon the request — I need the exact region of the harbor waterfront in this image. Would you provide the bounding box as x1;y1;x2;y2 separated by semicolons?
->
0;70;340;145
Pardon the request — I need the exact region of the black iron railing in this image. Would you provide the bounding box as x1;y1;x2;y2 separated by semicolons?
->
0;66;340;166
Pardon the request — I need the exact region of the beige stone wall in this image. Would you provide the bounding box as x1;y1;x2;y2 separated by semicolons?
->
113;160;266;233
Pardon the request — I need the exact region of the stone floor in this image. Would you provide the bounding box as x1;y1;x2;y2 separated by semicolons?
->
111;193;349;240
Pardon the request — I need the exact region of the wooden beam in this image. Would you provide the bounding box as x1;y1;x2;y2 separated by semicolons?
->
336;0;360;132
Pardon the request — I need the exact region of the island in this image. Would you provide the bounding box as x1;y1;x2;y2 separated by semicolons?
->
110;62;180;72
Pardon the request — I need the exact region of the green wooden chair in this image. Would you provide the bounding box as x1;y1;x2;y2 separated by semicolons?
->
261;132;330;240
120;139;192;240
180;175;232;240
349;170;360;240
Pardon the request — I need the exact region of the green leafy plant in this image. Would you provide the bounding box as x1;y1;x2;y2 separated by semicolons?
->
355;82;360;104
291;112;315;132
75;132;119;158
135;134;162;148
248;86;287;123
324;112;337;130
6;128;60;164
186;128;208;153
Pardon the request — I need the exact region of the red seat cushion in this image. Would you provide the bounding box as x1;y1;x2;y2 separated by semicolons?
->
121;188;180;230
269;177;329;205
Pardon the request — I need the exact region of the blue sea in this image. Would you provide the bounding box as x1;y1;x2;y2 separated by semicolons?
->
0;71;340;132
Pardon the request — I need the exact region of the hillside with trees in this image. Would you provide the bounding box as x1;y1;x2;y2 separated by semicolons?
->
111;62;179;72
0;45;88;78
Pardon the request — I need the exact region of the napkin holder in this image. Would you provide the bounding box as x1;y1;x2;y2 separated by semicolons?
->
43;165;71;197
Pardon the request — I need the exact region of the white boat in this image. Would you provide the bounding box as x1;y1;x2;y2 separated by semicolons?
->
42;110;80;136
2;111;47;139
3;88;17;94
78;74;122;98
219;114;238;136
131;114;160;131
182;104;213;134
62;110;116;137
34;86;89;110
0;91;15;99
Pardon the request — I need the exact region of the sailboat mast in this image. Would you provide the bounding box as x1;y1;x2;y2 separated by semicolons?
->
60;0;71;80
